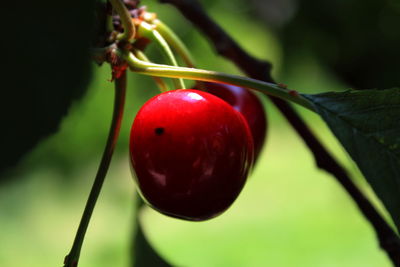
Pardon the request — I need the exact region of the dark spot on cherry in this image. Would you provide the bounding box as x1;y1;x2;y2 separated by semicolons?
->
155;127;164;136
130;89;253;221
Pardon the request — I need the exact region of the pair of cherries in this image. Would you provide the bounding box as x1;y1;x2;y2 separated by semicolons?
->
129;82;267;221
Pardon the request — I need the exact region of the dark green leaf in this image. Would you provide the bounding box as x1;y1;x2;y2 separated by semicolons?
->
0;0;96;175
132;199;172;267
303;88;400;231
133;219;172;267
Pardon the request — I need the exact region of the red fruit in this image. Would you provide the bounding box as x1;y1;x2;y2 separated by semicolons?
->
200;82;267;161
129;89;253;221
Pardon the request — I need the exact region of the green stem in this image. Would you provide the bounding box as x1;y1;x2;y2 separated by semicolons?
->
119;49;315;111
152;19;196;68
109;0;135;41
136;50;169;92
138;22;186;89
63;71;127;267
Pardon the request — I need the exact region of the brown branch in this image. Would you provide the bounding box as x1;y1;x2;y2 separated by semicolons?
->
158;0;400;265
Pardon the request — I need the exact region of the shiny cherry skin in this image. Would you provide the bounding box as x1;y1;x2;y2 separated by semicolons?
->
129;89;254;221
199;82;267;161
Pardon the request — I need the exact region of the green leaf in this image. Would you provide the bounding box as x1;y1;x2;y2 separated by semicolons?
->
133;199;172;267
0;0;96;175
303;88;400;231
133;218;172;267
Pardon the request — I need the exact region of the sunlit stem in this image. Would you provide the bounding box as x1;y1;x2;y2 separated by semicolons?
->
63;71;127;267
152;19;196;68
138;22;186;89
118;49;316;111
109;0;135;41
136;50;169;92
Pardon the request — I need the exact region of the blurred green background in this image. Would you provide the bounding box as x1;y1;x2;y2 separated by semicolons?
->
0;0;396;266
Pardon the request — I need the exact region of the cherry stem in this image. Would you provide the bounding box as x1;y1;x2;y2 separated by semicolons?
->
109;0;135;41
63;70;127;267
136;50;169;92
138;22;186;89
151;18;196;68
119;49;316;111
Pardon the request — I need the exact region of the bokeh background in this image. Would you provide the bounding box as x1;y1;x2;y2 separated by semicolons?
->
1;0;399;266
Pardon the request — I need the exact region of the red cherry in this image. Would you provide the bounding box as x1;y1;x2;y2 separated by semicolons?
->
199;82;267;161
129;89;254;221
